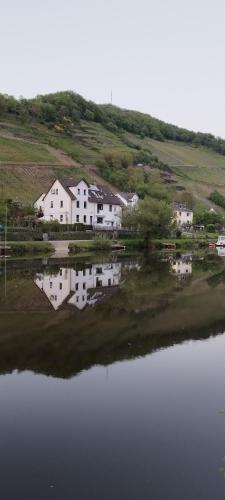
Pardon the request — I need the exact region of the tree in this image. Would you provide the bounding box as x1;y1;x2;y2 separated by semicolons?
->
123;197;173;246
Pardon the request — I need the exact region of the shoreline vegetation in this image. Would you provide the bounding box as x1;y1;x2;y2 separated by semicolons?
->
2;233;219;257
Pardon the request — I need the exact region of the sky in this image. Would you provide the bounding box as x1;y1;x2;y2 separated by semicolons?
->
1;0;225;137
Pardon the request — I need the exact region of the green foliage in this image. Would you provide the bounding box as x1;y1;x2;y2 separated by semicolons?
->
209;190;225;209
1;91;225;157
10;242;54;256
0;200;35;225
123;198;173;244
97;152;170;200
92;234;112;251
194;209;224;226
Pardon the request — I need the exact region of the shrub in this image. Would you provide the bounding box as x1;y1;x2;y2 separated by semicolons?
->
10;242;54;256
92;234;112;251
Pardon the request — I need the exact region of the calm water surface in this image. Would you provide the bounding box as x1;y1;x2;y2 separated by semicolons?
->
1;252;225;499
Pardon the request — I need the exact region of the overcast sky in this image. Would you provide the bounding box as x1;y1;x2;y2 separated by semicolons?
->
1;0;225;137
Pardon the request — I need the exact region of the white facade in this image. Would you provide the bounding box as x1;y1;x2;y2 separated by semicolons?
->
173;203;193;226
116;192;139;208
35;262;122;311
34;178;122;228
171;255;192;280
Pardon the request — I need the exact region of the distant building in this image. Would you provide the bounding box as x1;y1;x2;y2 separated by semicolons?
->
173;202;193;227
116;192;139;208
34;177;122;228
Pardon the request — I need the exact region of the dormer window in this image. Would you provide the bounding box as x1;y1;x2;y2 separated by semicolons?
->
51;201;53;208
78;188;80;195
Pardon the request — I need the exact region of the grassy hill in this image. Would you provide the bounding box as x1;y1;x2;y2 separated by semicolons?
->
1;91;225;209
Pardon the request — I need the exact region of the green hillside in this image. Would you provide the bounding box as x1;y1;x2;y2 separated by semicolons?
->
1;91;225;208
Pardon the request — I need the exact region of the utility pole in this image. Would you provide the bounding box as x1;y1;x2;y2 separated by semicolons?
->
4;202;7;297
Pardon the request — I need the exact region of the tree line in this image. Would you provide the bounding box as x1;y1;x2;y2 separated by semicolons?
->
1;91;225;155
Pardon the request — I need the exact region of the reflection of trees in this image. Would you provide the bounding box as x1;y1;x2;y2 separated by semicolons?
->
1;253;225;379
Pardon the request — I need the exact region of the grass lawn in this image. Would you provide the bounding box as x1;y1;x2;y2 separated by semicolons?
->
0;136;55;162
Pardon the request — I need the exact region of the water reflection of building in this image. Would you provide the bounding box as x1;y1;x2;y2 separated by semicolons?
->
35;263;122;311
170;253;192;280
217;247;225;258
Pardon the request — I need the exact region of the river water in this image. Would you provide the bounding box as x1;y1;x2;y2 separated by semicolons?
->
1;251;225;499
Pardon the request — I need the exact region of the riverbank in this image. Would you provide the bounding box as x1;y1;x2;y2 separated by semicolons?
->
8;241;54;256
5;233;219;257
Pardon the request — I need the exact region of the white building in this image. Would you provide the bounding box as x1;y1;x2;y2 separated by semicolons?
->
170;254;192;280
116;192;139;208
35;262;122;311
34;177;123;228
173;202;193;227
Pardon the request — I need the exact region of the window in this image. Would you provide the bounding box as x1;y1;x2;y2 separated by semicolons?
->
82;295;85;301
83;215;86;223
97;203;103;212
60;269;63;276
109;205;112;212
83;269;86;276
50;282;53;288
108;278;111;286
83;283;86;290
97;217;103;224
187;212;189;216
60;200;63;208
76;215;79;222
60;215;63;222
96;278;102;288
51;201;53;208
50;215;53;220
84;201;87;209
56;189;58;195
84;189;86;195
76;201;80;208
179;211;182;216
90;216;93;225
89;268;92;275
59;283;62;290
78;188;80;195
75;283;79;290
96;267;102;275
76;296;79;303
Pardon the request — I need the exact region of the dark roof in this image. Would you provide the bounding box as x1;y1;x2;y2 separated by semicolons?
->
88;185;122;206
119;192;137;202
173;202;192;213
59;178;77;200
41;177;121;205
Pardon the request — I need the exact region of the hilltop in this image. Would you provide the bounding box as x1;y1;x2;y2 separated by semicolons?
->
1;91;225;209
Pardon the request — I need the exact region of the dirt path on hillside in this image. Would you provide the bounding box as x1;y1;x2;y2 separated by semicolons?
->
46;146;78;166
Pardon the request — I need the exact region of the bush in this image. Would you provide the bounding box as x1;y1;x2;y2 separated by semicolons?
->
209;190;225;209
92;234;112;251
10;242;54;256
40;222;91;233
